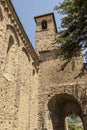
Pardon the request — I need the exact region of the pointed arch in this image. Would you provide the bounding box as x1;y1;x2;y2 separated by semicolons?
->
3;32;19;81
4;34;18;80
7;25;20;46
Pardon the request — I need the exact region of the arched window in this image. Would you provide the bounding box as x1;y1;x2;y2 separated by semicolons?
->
4;35;17;80
42;20;47;30
0;7;3;21
7;35;14;53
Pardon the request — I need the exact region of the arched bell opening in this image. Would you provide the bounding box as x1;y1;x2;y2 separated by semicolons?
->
48;93;84;130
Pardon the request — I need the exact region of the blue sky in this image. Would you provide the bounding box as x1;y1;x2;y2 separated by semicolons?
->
11;0;64;48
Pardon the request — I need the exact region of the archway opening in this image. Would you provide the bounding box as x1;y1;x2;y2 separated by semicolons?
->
48;93;84;130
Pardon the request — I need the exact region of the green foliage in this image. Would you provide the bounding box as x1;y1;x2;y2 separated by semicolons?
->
55;0;87;60
68;122;83;130
67;115;83;130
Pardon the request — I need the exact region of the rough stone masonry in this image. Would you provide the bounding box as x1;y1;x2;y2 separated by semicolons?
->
0;0;87;130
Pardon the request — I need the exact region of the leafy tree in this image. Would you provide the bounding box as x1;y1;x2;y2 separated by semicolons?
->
55;0;87;61
68;123;83;130
67;114;83;130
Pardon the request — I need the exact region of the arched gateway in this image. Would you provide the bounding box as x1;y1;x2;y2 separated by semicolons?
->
48;93;84;130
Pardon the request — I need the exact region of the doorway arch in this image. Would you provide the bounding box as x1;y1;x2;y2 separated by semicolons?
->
48;93;84;130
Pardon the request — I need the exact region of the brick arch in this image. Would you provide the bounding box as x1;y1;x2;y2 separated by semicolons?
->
0;6;3;21
48;93;84;130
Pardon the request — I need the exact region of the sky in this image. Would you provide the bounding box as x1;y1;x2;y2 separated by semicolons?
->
11;0;64;48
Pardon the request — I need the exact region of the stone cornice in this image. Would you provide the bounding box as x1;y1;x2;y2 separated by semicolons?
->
1;0;39;66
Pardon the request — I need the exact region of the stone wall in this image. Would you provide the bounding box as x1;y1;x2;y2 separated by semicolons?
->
0;1;39;130
34;11;87;130
0;0;87;130
38;52;87;130
35;13;57;54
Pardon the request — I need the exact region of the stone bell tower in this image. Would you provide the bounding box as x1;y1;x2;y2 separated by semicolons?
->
34;13;57;55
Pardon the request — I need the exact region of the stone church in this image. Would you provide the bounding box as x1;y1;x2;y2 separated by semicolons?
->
0;0;87;130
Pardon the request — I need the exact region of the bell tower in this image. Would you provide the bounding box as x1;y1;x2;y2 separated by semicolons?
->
34;13;57;54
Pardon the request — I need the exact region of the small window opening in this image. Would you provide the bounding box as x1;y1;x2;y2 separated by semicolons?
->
42;21;47;30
